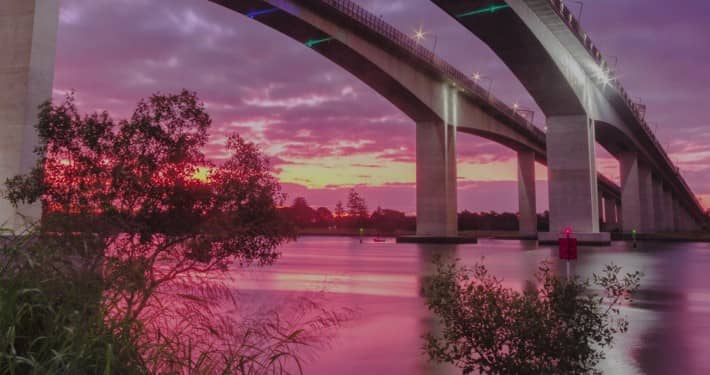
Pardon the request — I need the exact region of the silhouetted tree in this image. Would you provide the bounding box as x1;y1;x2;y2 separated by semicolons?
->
2;91;347;373
346;189;368;228
315;207;334;227
370;207;407;234
423;259;643;374
285;197;317;227
334;201;345;218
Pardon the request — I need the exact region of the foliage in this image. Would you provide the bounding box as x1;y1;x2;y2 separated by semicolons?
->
0;229;142;374
370;207;407;234
334;201;345;219
346;189;367;221
422;258;643;375
457;210;550;232
1;91;347;374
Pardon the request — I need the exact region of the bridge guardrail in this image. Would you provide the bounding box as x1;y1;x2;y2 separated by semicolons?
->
547;0;703;213
318;0;545;144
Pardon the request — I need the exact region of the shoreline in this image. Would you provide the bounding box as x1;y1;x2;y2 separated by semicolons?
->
295;228;710;243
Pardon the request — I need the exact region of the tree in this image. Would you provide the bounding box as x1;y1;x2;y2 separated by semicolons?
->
422;259;643;375
346;189;368;228
370;207;406;234
334;201;345;218
315;207;334;227
286;197;317;227
2;91;345;373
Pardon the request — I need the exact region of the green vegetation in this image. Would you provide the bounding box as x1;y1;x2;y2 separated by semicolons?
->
422;258;643;374
1;91;347;374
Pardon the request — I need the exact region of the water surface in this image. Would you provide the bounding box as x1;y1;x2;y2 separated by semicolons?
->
233;236;710;374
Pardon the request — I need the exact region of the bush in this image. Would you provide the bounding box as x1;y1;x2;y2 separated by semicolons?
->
422;258;643;374
0;230;143;374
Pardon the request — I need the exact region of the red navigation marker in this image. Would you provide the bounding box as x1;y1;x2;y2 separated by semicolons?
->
559;237;578;260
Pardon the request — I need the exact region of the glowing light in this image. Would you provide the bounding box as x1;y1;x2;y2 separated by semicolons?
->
246;8;279;18
413;26;427;42
457;4;510;18
513;103;520;110
305;37;333;48
473;72;481;81
190;166;213;183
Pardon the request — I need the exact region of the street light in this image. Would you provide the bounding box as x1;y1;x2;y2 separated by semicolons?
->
472;72;493;98
565;0;584;23
513;103;536;126
412;26;438;53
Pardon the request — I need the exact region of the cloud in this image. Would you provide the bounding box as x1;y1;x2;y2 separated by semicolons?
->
52;0;710;213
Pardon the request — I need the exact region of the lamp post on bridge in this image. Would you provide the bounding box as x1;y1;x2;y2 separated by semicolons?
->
513;103;536;127
412;26;438;54
472;72;493;99
565;0;584;24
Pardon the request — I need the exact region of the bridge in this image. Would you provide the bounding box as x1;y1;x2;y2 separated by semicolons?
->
1;0;704;243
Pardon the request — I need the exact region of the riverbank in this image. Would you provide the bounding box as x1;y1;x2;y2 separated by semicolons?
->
296;228;710;242
296;228;529;239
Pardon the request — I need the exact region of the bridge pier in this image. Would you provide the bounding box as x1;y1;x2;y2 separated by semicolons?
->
517;150;537;238
0;0;58;231
539;115;609;244
620;152;655;233
414;121;458;238
652;177;664;232
673;198;683;232
663;187;673;232
603;195;619;231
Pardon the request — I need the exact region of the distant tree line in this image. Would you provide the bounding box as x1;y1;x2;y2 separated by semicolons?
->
280;189;551;233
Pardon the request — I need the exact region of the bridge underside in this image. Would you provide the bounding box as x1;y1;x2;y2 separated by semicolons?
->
431;0;704;236
1;0;700;240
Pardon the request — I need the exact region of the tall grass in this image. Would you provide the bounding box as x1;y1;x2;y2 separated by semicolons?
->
0;229;143;374
0;229;350;374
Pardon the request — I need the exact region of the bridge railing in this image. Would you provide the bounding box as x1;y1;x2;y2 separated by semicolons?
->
546;0;702;211
318;0;545;142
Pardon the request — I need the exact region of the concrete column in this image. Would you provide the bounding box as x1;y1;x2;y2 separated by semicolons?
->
673;199;683;232
616;201;622;228
0;0;58;230
598;192;604;226
652;177;664;232
620;152;655;233
603;196;618;230
639;164;655;233
619;152;641;233
542;115;607;244
663;187;673;232
517;150;537;237
416;121;457;237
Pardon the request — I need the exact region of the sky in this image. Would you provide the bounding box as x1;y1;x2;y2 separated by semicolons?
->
52;0;710;214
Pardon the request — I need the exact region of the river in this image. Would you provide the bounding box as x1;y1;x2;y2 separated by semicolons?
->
231;236;710;374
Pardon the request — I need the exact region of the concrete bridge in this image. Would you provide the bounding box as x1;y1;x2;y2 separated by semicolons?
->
430;0;706;241
1;0;704;242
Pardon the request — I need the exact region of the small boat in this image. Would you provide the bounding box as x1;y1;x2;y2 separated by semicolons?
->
373;237;386;243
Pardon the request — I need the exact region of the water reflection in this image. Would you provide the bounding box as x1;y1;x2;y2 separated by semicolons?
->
233;237;710;374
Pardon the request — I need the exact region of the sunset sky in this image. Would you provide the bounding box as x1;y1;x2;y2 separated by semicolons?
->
53;0;710;214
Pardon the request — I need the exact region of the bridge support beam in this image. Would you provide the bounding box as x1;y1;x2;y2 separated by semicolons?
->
673;198;683;232
652;177;664;232
603;196;619;231
663;187;674;232
415;121;457;238
540;115;609;244
517;150;537;238
0;0;58;231
620;152;655;234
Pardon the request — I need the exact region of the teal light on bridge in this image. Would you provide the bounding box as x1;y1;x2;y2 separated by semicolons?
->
246;8;279;18
456;4;510;18
305;37;333;48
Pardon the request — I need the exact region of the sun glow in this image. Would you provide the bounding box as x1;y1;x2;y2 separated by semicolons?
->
187;166;214;183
